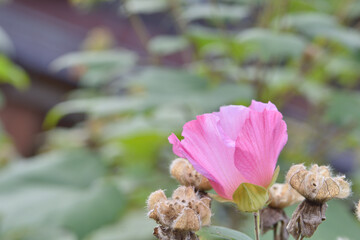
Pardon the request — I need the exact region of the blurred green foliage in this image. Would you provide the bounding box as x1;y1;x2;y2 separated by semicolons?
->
0;0;360;239
0;26;28;167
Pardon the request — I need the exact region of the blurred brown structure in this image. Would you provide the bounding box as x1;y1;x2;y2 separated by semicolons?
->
0;0;178;156
0;0;145;156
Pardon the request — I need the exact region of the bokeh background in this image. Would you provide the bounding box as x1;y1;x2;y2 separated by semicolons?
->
0;0;360;239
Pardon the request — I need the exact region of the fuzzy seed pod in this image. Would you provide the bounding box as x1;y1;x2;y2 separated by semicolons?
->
356;200;360;221
286;164;351;239
147;186;212;240
268;183;304;209
148;190;167;211
170;158;212;191
286;164;351;203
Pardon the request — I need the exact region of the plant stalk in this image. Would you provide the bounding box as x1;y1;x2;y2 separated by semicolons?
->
254;211;261;240
273;222;278;240
122;0;159;64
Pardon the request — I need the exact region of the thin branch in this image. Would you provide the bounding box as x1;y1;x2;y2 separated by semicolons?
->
254;211;261;240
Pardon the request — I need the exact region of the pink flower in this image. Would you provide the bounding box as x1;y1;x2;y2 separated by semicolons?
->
168;100;288;200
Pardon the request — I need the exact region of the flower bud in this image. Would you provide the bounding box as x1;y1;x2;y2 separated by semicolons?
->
170;158;212;191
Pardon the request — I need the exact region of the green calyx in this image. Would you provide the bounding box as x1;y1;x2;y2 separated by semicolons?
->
233;183;268;212
232;166;280;212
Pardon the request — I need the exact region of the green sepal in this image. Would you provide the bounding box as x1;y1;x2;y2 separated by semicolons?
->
232;182;269;212
268;165;280;189
208;193;234;203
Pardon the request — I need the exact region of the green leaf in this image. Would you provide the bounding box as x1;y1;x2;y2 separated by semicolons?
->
299;81;332;104
60;181;126;238
233;183;269;212
346;1;360;20
86;211;155;240
0;149;106;192
315;28;360;51
195;83;254;112
101;109;186;140
261;67;299;94
182;3;249;22
197;226;252;240
0;227;77;240
126;67;208;94
0;150;126;238
236;29;307;61
0;182;126;239
0;54;30;90
325;91;360;127
43;96;145;128
279;13;338;31
186;26;226;50
50;49;137;72
122;0;168;14
148;35;189;56
325;56;360;86
279;13;360;50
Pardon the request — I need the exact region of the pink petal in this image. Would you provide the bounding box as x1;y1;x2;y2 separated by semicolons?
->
249;100;278;112
169;113;245;199
217;105;249;144
208;179;228;199
234;109;287;187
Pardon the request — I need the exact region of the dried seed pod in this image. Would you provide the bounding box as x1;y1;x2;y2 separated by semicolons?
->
260;207;289;240
148;190;167;211
170;158;212;191
286;164;351;203
172;184;197;201
260;183;303;240
147;186;212;240
195;198;212;226
310;164;331;177
154;226;199;240
287;200;328;239
172;208;200;231
333;176;351;199
268;183;304;209
286;164;351;239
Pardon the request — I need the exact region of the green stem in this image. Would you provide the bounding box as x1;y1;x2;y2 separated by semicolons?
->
273;222;278;240
169;0;192;63
122;1;159;64
254;211;261;240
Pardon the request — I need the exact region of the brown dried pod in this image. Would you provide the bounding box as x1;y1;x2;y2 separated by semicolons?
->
286;164;350;203
286;164;351;239
170;158;212;191
260;207;289;240
269;183;304;209
260;183;303;240
154;226;199;240
147;186;212;240
287;200;327;239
